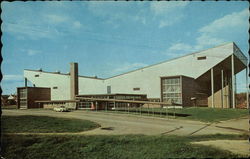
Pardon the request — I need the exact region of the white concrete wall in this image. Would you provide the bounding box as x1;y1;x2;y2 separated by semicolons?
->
24;42;236;100
78;77;106;95
24;71;71;100
104;43;234;98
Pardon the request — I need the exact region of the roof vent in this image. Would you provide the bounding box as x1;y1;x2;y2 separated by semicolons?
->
197;56;206;60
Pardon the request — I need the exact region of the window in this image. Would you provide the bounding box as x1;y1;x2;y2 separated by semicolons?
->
197;56;206;60
53;87;58;89
19;89;27;98
35;74;39;77
162;77;182;104
107;86;111;94
78;101;92;109
133;88;140;91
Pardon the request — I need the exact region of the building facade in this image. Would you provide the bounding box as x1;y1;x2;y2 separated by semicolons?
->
21;42;248;108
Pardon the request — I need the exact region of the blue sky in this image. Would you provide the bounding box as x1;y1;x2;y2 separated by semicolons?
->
1;1;249;94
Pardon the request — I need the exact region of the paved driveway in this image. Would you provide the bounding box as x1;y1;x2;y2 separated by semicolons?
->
2;109;248;136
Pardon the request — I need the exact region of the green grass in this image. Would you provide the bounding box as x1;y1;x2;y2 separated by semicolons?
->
2;105;17;109
2;134;247;159
1;115;100;133
99;107;248;122
1;114;248;159
171;107;249;122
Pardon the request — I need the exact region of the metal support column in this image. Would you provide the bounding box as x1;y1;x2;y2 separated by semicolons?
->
140;105;142;116
231;55;235;109
95;101;98;111
225;74;228;108
147;104;149;115
221;70;224;108
166;106;168;119
128;103;130;114
160;107;162;117
106;102;107;112
211;68;214;108
246;66;249;109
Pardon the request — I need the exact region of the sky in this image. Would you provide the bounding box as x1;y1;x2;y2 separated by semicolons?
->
1;1;249;95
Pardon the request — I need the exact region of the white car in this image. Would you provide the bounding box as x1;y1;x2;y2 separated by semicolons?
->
53;106;69;112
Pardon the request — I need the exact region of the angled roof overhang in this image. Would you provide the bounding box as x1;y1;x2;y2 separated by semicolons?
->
233;43;248;67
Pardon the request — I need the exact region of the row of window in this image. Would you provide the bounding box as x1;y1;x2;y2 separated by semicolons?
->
107;86;141;93
162;77;182;104
163;93;181;98
115;96;143;100
162;85;181;93
79;95;144;100
162;78;180;85
78;102;92;109
163;98;182;104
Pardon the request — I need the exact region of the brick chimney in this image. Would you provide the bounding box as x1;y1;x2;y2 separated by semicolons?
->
70;62;78;100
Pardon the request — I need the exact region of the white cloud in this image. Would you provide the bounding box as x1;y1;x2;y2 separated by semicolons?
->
196;9;249;49
159;14;184;28
163;43;195;58
133;15;146;25
1;80;24;95
20;49;41;56
27;49;41;56
168;43;193;52
150;1;189;15
195;34;225;50
159;20;172;28
73;21;82;29
2;22;55;39
87;1;188;28
44;14;69;24
164;8;249;57
3;75;23;81
87;2;130;16
2;3;86;40
112;62;148;74
87;2;147;28
199;9;249;34
150;1;189;28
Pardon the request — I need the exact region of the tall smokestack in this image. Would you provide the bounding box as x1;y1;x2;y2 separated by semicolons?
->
70;62;78;100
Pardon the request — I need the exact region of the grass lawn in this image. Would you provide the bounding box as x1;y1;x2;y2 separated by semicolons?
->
2;115;100;133
170;107;249;122
1;114;248;159
2;134;247;159
2;105;17;109
102;107;248;122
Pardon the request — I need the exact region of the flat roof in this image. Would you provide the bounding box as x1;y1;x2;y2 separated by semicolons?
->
76;93;147;97
35;100;79;103
17;86;51;89
24;69;104;80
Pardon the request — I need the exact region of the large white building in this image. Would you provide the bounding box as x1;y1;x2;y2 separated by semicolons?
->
20;42;248;109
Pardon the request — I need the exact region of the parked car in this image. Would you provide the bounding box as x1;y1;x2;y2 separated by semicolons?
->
53;106;69;112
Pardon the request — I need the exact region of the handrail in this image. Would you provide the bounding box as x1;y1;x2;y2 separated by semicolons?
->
76;97;175;105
